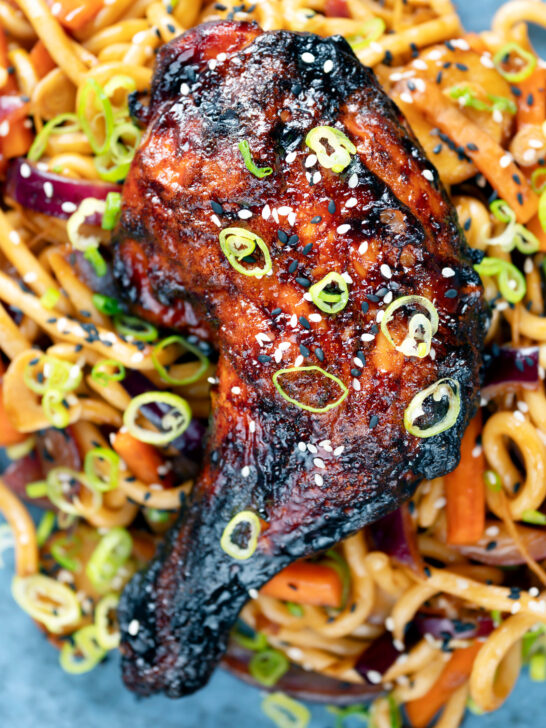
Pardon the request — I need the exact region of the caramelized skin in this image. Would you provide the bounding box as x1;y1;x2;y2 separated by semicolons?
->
114;20;486;697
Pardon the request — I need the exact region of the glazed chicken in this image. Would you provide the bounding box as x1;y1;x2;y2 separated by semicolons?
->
114;20;486;697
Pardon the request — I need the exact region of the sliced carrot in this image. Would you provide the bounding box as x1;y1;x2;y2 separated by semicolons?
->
47;0;104;31
463;33;488;54
112;430;170;486
260;561;343;608
406;642;482;728
516;67;546;130
404;80;538;223
445;413;485;545
0;29;17;93
29;40;56;79
528;213;546;251
0;381;27;446
1;114;32;159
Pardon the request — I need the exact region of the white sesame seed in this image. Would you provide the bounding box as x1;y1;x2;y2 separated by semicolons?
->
334;445;344;456
131;352;144;363
472;445;482;458
323;59;334;74
312;171;321;184
298;442;306;452
337;224;351;234
442;267;455;278
294;355;304;367
422;169;434;181
309;313;322;322
530;587;540;597
348;173;358;188
241;465;250;477
485;526;500;538
231;386;241;395
434;497;446;509
238;209;252;219
341;272;353;284
307;444;317;454
499;153;513;168
514;410;525;422
305;154;317;168
358;241;368;255
400;92;413;104
248;588;259;599
301;52;315;64
314;473;324;486
43;181;54;198
23;271;37;283
255;332;271;346
217;52;227;62
492;109;503;124
262;204;271;220
20;163;31;179
0;120;9;137
285;151;297;164
278;205;292;215
211;214;221;227
384;291;393;304
517;401;529;413
380;263;392;279
529;139;544;149
208;59;217;70
353;378;361;391
288;212;296;226
289;314;298;328
412;59;428;70
511;602;522;615
376;310;384;323
313;457;325;469
345;197;358;208
361;333;375;342
366;670;382;684
180;83;190;95
61;201;77;213
480;54;495;68
354;357;364;368
9;231;20;245
385;617;395;631
128;619;140;636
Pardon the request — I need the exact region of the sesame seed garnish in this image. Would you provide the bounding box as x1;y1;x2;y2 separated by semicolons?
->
337;224;350;234
442;267;455;278
348;173;358;188
308;313;321;322
285;151;297;164
288;260;297;273
128;619;140;636
298;442;306;452
433;144;442;154
258;354;272;363
211;214;221;227
20;163;31;178
380;263;392;279
180;83;190;95
299;344;310;356
305;154;317;168
499;153;513;168
312;171;321;184
61;201;77;213
323;59;334;73
296;276;311;287
422;169;434;181
361;333;375;342
301;52;315;64
345;197;357;208
351;368;362;377
211;200;223;215
299;316;310;330
311;215;322;224
328;200;336;214
238;209;252;219
315;347;324;361
361;301;369;313
358;241;368;255
314;473;324;486
241;465;250;477
262;204;271;220
445;288;457;298
302;243;313;255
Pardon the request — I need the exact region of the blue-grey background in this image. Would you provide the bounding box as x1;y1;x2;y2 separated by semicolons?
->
1;2;545;726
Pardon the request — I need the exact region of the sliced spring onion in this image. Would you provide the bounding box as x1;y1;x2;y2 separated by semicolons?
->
24;354;82;396
530;652;546;682
467;696;486;716
233;625;269;651
261;692;310;728
60;625;107;674
474;257;526;303
347;17;386;51
84;247;108;277
101;191;122;230
309;272;349;314
92;293;123;316
249;649;289;687
36;510;56;547
77;79;115;156
27;113;80;163
493;42;537;83
404;377;461;438
381;295;438;359
305;126;356;174
238;140;273;178
488;200;539;254
285;602;304;617
521;509;546;526
388;695;402;728
484;469;502;492
91;359;126;386
103;74;137;105
531;168;546;196
46;467;97;516
123;391;192;445
84;448;120;493
273;366;348;413
39;287;61;310
94;154;131;183
6;435;36;461
86;527;132;594
491;609;502;627
114;313;158;342
26;481;48;499
109;122;141;165
539;191;546;234
67;197;106;252
447;86;517;115
95;593;121;650
152;335;209;386
218;227;272;277
12;574;81;633
42;389;70;428
220;510;261;560
327;704;369;728
51;535;82;573
144;507;170;523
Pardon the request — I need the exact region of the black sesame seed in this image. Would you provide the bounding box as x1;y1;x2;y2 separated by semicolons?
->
79;310;91;318
278;230;288;244
211;200;223;215
467;143;478;151
455;62;469;71
515;358;525;372
361;301;369;314
511;86;522;97
288;234;299;246
74;344;83;353
310;215;322;224
302;243;313;255
367;294;380;303
369;414;378;429
258;354;272;363
291;83;302;96
271;307;282;316
295;276;311;288
408;500;416;514
486;541;497;551
527;93;534;107
445;40;455;51
443;61;452;69
445;288;458;298
167;22;175;32
435;70;443;84
356;351;366;365
383;50;393;66
525;356;535;367
370;324;379;335
464;218;472;231
410;42;418;58
299;316;310;330
288;260;298;274
328;200;336;214
433;144;442;154
508;587;521;600
299;344;310;356
315;347;325;361
407;80;416;92
424;566;431;577
512;173;521;185
517;192;524;206
351;368;362;377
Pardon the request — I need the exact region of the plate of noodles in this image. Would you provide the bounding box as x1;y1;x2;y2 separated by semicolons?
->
1;0;546;726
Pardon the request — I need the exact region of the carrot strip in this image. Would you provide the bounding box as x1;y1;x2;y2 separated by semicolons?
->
527;213;546;251
406;642;482;728
404;80;538;223
1;115;32;159
445;413;485;545
112;430;169;486
516;67;546;130
0;382;26;447
0;30;17;93
47;0;104;31
260;561;343;608
29;40;56;79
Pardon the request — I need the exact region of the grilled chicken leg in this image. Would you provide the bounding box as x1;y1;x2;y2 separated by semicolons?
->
114;20;486;697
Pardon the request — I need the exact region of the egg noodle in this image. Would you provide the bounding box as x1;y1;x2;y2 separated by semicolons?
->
1;0;546;726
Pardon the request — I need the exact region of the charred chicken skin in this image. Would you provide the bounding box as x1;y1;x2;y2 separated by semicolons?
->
114;20;486;697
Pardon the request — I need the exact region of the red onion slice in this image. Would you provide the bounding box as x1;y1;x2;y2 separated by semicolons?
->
368;504;424;573
482;346;539;395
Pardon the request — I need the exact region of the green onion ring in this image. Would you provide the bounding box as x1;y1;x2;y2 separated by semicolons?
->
249;649;289;687
77;79;115;156
348;17;386;51
474;257;526;303
531;169;546;196
86;527;132;594
91;359;126;386
152;335;209;386
67;197;106;253
92;293;123;316
404;377;461;438
123;391;192;445
114;313;158;342
493;42;537;83
219;227;272;277
309;272;349;314
27;113;80;163
381;295;438;359
84;447;120;493
238;140;273;178
95;593;121;650
24;354;82;395
539;190;546;234
12;574;81;633
272;366;348;413
220;510;261;560
51;535;82;573
305;126;356;174
261;692;311;728
60;625;106;674
101;191;122;231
